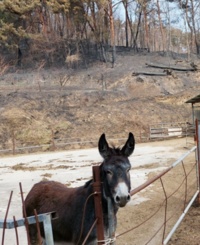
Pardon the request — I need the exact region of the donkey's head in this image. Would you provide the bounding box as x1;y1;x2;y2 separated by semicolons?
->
98;133;135;207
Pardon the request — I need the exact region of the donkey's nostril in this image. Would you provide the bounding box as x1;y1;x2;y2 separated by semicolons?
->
115;194;130;207
115;195;120;203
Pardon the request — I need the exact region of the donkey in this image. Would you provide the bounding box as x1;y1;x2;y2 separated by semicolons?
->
24;132;135;245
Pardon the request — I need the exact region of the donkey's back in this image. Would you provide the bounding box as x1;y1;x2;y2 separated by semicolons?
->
25;180;96;244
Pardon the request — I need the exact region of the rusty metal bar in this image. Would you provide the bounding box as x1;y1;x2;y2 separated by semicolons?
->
76;192;96;245
1;191;13;245
82;219;97;245
92;166;105;245
13;216;19;245
181;161;188;211
1;213;55;245
118;156;197;241
159;177;168;243
116;198;165;239
131;146;197;197
144;212;177;245
167;162;196;200
19;182;31;245
34;209;43;245
130;167;172;196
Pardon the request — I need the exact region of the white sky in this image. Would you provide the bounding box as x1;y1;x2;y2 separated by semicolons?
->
114;0;186;31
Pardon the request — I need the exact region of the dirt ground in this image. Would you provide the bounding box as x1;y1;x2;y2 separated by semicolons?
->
0;137;199;245
116;138;199;245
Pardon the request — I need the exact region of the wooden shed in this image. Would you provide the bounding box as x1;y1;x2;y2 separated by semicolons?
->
185;94;200;124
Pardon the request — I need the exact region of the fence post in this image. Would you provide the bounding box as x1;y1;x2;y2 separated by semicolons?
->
51;129;56;151
92;166;104;245
42;213;54;245
11;130;16;155
195;119;200;205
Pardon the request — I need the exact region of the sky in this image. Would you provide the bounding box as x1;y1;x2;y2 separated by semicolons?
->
114;0;186;31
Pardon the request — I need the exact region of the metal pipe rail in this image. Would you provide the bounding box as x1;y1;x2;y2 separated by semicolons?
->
131;145;197;196
0;212;56;229
117;145;198;244
0;212;57;245
163;190;199;244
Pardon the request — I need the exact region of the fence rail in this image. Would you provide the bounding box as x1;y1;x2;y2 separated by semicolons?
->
0;167;105;245
0;122;195;155
129;145;197;244
0;121;199;244
115;120;200;244
149;122;195;140
0;184;56;245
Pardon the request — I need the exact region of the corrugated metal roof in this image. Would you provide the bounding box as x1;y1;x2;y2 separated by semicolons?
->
185;94;200;104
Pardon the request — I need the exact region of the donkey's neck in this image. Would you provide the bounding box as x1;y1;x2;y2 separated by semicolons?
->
101;194;118;237
84;179;117;232
102;193;118;215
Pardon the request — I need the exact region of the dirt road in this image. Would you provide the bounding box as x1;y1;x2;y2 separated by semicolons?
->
0;137;198;244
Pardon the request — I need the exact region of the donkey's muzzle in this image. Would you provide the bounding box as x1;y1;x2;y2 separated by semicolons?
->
115;193;131;207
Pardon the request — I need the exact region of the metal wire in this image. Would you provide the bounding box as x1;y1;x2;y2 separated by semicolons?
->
76;191;98;245
1;191;13;245
117;147;197;244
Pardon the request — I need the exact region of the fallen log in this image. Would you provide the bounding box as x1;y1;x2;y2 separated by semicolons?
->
132;71;168;76
145;62;197;71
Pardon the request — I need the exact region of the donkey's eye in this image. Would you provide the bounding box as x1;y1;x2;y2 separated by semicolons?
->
126;168;130;173
106;170;113;175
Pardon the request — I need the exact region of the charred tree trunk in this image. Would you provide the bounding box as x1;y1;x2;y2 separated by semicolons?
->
156;0;165;51
108;0;116;67
133;7;142;50
143;1;150;51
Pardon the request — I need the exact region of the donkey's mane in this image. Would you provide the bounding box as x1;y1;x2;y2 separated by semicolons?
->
109;145;124;155
83;147;123;188
84;179;93;188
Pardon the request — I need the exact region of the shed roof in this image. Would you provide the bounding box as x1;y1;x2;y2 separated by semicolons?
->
185;94;200;104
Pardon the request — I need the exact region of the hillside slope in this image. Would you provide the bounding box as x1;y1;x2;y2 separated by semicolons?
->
0;52;199;150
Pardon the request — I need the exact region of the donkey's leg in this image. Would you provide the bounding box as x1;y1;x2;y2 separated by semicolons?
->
28;224;42;245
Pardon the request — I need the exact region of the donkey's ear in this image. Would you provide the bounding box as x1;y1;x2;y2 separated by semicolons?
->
98;133;111;159
121;132;135;157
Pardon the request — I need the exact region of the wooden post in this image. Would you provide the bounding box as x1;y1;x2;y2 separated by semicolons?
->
51;129;56;151
92;166;104;244
11;130;16;155
108;0;116;68
195;119;200;205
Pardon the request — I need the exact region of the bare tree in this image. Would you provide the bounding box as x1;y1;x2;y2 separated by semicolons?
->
156;0;166;51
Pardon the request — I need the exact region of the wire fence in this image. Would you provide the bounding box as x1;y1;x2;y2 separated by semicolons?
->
0;122;195;155
0;167;104;245
0;122;199;244
0;143;198;244
116;145;198;245
114;120;200;244
0;183;56;245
